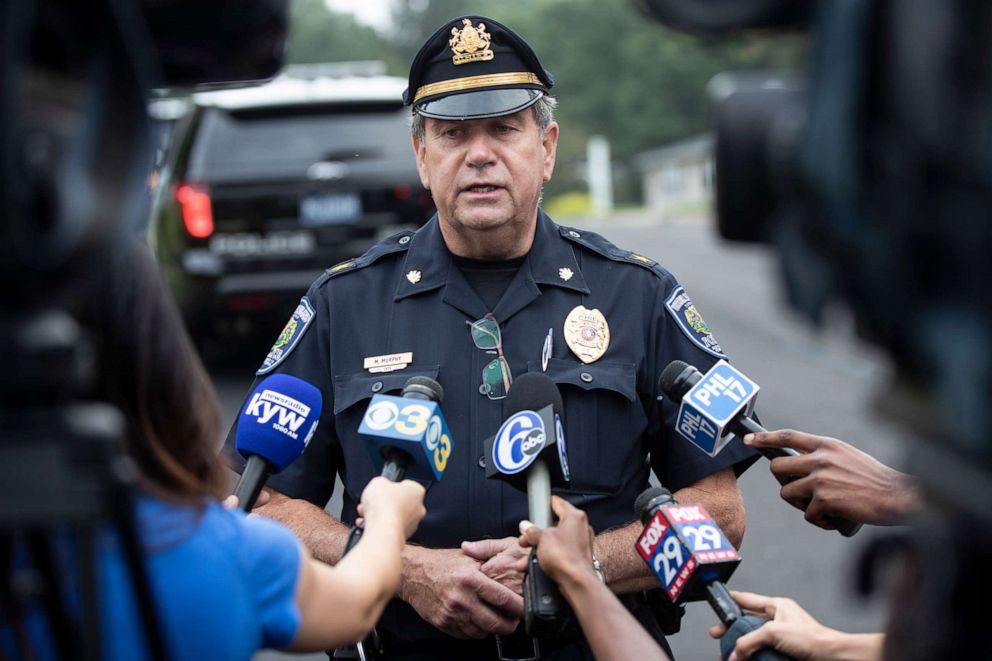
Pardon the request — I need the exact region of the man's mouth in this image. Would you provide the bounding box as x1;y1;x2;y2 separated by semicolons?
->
463;184;501;193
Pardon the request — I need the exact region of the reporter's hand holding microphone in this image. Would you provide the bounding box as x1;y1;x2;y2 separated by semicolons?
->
708;591;884;661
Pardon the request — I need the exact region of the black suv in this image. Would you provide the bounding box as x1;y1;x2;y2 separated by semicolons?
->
149;63;433;344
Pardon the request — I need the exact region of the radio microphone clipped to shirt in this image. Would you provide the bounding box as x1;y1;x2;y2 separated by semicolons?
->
658;360;862;537
232;373;323;511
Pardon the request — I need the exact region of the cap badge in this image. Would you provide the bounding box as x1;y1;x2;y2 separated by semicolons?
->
449;19;494;65
564;305;610;364
406;270;422;284
558;267;574;282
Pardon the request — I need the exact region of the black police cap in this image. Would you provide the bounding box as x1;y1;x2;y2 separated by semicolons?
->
403;16;555;120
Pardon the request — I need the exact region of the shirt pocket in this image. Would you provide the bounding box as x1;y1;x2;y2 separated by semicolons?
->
331;366;441;495
530;358;641;495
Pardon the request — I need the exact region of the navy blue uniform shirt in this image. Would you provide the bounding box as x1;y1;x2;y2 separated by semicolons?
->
224;210;757;647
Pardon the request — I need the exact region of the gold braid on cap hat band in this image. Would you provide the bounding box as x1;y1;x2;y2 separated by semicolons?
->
413;72;543;103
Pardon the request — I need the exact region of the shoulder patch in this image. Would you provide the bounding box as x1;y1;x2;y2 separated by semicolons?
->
324;230;414;280
257;297;316;375
559;226;667;277
664;285;727;359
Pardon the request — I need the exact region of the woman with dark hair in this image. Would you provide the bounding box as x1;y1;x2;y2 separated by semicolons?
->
4;237;426;659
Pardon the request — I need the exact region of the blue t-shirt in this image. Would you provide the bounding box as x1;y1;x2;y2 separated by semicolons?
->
3;495;302;660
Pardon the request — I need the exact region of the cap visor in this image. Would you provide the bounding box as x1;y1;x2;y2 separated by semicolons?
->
416;89;543;120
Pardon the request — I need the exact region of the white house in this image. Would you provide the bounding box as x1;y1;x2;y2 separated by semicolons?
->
634;133;714;220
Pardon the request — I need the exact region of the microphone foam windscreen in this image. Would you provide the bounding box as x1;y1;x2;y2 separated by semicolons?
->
634;486;672;516
236;373;322;472
504;371;563;418
659;360;692;399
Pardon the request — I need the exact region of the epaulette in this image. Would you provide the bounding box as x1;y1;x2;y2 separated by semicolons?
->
558;224;669;279
322;230;415;281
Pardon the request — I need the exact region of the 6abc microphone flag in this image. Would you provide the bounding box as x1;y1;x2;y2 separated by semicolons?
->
486;372;572;639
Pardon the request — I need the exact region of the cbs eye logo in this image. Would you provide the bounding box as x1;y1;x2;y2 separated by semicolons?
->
493;411;545;474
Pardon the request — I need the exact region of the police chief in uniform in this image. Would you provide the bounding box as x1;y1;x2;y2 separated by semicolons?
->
225;16;757;660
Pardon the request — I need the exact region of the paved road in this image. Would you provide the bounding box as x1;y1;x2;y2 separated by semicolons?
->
212;217;905;661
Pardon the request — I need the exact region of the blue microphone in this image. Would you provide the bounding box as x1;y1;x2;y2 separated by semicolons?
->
232;373;322;511
659;360;862;537
357;376;451;484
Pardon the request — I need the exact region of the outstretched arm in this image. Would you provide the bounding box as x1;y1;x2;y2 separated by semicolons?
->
744;430;920;528
709;591;884;661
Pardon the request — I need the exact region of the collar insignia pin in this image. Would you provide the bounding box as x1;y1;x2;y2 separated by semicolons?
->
564;305;610;364
406;270;422;284
558;267;574;282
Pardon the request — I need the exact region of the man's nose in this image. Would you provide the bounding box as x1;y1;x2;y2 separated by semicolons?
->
465;132;497;168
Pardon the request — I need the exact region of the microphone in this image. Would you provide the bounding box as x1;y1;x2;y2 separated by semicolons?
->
357;375;450;484
658;360;862;537
232;374;322;512
485;372;572;637
346;375;451;554
342;376;451;661
634;487;791;661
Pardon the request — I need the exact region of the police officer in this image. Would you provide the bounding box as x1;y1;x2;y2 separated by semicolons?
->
225;15;757;660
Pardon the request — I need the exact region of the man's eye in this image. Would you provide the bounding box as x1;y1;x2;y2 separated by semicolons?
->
444;128;461;138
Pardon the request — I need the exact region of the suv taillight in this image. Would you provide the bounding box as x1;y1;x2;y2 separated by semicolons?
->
176;183;214;238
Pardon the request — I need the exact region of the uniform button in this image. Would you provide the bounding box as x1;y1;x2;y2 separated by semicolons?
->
478;455;487;468
398;235;411;245
479;383;491;395
569;230;580;238
371;381;383;393
580;372;593;383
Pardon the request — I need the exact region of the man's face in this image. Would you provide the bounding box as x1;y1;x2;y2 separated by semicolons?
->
412;108;558;241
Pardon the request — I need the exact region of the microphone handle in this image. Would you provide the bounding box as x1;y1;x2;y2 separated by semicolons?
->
232;455;268;512
344;450;412;554
733;417;863;538
522;459;570;636
704;581;743;625
720;615;795;661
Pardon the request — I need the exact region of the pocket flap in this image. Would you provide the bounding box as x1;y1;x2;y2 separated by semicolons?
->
332;365;441;415
528;358;637;402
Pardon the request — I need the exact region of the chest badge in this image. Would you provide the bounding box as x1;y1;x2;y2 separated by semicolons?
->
564;305;610;364
406;270;422;284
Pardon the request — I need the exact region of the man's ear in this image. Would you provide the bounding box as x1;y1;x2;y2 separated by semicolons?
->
412;131;430;190
542;121;559;183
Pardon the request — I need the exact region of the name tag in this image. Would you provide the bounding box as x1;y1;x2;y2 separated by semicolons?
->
364;352;413;374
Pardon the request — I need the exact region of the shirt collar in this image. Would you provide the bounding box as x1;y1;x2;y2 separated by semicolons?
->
394;210;591;302
526;209;591;295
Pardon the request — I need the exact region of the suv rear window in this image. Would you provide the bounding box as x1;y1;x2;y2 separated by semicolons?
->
187;102;413;183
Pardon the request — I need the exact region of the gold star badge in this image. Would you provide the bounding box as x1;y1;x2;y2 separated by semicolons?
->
406;270;422;284
559;267;574;282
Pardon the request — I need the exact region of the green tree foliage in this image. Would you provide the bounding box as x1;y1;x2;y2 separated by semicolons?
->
286;0;403;71
282;0;804;202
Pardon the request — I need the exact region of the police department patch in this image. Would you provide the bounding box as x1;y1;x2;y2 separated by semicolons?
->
257;297;315;375
665;286;727;358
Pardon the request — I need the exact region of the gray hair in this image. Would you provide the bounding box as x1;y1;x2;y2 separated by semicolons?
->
410;94;558;142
